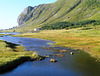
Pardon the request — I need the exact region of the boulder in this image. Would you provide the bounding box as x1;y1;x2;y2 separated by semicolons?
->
19;41;21;43
50;59;57;62
70;52;74;55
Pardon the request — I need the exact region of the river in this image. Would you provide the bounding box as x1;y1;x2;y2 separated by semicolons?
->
0;34;100;76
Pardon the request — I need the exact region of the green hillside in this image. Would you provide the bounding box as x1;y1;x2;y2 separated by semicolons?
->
7;0;100;32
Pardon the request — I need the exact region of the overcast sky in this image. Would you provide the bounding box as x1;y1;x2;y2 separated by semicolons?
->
0;0;57;29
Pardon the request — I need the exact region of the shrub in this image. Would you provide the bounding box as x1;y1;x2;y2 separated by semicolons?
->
40;20;96;30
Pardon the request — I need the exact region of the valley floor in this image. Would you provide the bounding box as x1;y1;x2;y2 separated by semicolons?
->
15;27;100;59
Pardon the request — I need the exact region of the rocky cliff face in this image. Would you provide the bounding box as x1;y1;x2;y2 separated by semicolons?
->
17;6;34;25
17;0;100;27
17;4;45;26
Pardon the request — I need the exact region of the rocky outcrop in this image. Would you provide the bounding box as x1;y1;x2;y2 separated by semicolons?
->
17;4;44;26
17;6;34;25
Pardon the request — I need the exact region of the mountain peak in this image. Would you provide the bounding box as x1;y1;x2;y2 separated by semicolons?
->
17;6;34;25
22;6;33;15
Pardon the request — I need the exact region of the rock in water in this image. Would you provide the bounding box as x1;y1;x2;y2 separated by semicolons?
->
54;53;64;57
50;59;57;62
19;41;21;43
70;52;74;55
59;49;66;53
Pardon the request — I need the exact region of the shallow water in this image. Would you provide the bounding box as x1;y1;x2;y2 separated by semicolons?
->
0;32;19;35
0;35;100;76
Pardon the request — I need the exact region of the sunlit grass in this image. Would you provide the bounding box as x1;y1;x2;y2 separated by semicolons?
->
15;25;100;58
0;40;36;66
0;40;44;73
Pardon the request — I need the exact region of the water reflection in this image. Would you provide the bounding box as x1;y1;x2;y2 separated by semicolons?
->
72;51;100;76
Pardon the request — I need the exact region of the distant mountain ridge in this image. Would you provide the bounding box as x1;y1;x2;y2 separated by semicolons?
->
17;0;100;30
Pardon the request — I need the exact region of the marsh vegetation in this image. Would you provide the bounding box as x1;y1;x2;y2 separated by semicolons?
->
15;25;100;59
0;40;43;73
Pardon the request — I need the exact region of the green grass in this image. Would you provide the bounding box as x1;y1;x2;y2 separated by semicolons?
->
0;40;44;73
14;25;100;59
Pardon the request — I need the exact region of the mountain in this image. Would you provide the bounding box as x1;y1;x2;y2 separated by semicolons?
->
17;0;100;31
17;6;34;25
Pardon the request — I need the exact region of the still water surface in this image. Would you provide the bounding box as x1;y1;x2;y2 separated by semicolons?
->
0;35;100;76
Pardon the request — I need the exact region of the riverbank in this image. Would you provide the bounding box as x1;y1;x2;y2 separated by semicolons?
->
0;40;44;74
14;27;100;59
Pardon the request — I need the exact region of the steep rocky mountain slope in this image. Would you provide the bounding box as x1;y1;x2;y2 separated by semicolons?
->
17;0;100;31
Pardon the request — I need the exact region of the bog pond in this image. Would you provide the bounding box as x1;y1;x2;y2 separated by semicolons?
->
0;34;100;76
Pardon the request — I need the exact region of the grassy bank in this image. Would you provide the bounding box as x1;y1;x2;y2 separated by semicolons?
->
14;26;100;59
0;40;44;73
